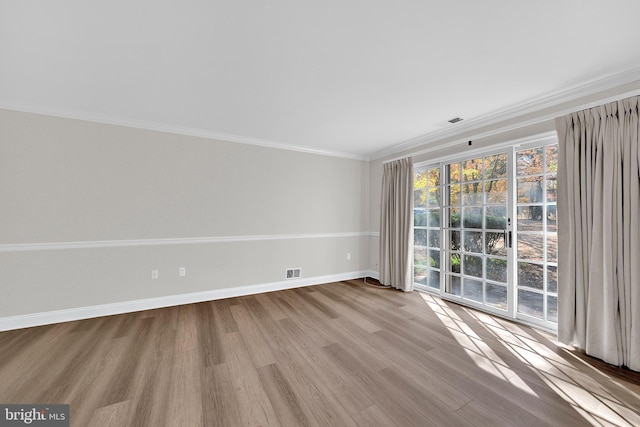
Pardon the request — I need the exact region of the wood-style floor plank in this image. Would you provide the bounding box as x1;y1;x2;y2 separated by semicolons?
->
256;363;313;427
1;279;640;426
222;331;280;427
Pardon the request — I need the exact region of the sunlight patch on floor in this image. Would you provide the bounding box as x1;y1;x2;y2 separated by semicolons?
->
413;293;640;426
463;308;640;426
423;294;539;397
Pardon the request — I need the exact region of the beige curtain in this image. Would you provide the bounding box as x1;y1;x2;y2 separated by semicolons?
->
379;157;413;291
556;95;640;371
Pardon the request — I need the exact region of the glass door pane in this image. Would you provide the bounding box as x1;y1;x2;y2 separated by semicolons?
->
444;153;510;312
413;166;441;290
515;144;558;325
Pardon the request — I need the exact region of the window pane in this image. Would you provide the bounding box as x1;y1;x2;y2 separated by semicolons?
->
428;270;440;290
547;265;558;293
518;290;544;319
547;296;558;323
414;190;426;207
486;257;507;283
446;208;461;228
547;206;557;232
547;234;557;263
463;231;483;253
464;278;483;302
487;284;508;310
447;184;461;206
414;170;427;189
517;147;544;176
462;158;483;182
462;183;483;205
448;163;460;183
463;255;483;278
414;248;427;283
450;253;461;273
414;208;426;226
518;262;543;290
485;231;507;256
546;145;558;172
484;154;507;178
463;207;483;228
517;177;544;203
427;209;440;227
446;275;461;296
428;168;441;186
485;206;507;229
517;206;543;231
428;229;440;248
546;174;557;202
414;228;427;247
428;249;440;269
427;187;440;206
484;179;507;203
518;234;544;261
449;231;461;251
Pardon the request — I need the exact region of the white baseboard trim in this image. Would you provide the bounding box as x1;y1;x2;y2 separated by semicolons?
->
0;270;370;332
364;270;379;280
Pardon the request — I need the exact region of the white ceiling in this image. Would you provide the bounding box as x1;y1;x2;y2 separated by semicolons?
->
2;1;640;159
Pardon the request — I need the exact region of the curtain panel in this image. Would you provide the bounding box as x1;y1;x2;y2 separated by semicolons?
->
556;95;640;371
379;157;413;291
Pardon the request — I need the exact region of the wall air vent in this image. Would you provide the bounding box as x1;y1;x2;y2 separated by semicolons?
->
286;268;301;279
447;117;463;124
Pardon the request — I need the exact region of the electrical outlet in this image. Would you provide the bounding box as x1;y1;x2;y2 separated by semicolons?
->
151;269;159;279
347;252;351;260
179;267;186;277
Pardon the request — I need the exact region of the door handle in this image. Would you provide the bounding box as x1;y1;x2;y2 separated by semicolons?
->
504;230;512;248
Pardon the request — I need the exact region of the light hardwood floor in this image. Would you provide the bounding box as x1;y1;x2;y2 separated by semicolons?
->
1;279;639;426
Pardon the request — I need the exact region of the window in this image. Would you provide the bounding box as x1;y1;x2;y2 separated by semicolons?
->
413;137;558;330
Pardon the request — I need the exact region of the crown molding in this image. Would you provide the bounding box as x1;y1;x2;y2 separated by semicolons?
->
0;103;366;161
4;67;639;163
369;67;640;161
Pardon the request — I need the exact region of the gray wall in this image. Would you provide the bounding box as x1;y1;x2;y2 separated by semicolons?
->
0;109;371;317
3;81;638;320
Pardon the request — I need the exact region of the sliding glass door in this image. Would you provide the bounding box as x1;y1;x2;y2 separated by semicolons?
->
442;152;512;315
413;138;558;330
515;145;558;327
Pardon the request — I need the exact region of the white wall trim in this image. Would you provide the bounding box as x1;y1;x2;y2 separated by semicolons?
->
0;103;366;161
0;231;377;253
364;270;379;280
0;271;372;332
370;67;640;161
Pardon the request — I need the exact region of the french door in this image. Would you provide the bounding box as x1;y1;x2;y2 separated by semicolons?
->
442;152;512;315
413;139;558;330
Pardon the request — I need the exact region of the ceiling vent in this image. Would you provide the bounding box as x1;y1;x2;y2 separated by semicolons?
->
447;117;463;124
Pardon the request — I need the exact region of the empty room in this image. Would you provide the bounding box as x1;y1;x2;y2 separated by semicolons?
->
2;1;640;426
